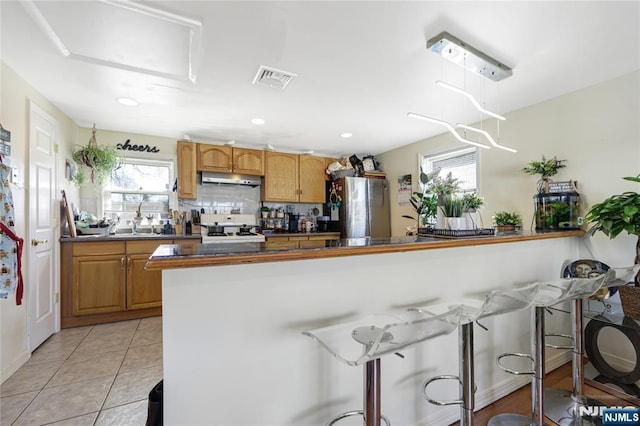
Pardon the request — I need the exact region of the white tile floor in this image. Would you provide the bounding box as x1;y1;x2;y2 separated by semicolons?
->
1;317;162;425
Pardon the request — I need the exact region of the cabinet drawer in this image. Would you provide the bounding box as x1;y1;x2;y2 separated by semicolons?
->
299;239;326;248
72;241;125;256
265;241;298;249
126;239;173;254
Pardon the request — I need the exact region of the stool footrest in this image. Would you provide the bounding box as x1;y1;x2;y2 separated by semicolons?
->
544;333;574;350
423;374;463;406
327;410;391;426
496;353;535;376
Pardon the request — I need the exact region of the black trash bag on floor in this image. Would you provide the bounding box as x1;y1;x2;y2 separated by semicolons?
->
146;380;163;426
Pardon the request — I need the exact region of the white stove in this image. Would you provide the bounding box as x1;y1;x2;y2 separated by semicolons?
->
200;214;265;244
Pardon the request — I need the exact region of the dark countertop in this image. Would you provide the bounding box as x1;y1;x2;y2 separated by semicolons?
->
60;234;202;243
262;231;340;237
146;230;586;270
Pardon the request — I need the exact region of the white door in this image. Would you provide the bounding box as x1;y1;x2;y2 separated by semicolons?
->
28;102;58;350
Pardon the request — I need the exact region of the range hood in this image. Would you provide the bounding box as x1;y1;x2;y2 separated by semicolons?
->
200;171;261;187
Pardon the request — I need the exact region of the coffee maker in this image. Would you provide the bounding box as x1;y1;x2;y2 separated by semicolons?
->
288;214;300;232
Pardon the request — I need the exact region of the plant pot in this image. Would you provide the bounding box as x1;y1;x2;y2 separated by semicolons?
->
618;285;640;321
445;217;467;231
464;211;481;230
496;225;516;233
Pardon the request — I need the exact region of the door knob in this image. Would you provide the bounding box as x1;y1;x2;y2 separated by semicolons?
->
31;239;48;246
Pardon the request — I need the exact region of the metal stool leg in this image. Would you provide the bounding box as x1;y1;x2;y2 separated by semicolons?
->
365;358;381;426
544;299;603;425
460;322;475;426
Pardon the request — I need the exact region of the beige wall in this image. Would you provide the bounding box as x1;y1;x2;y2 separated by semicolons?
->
378;70;640;267
0;61;80;382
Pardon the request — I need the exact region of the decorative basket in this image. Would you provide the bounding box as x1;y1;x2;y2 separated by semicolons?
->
418;228;495;239
618;285;640;321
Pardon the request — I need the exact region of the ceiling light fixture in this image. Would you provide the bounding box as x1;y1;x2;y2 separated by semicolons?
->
266;144;275;151
407;113;490;149
427;31;512;82
456;124;517;153
340;132;353;138
436;81;505;121
225;140;235;146
302;150;314;155
251;118;265;125
116;97;138;107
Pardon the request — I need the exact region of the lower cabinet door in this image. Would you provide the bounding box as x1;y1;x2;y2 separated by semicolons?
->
72;255;126;315
127;254;163;310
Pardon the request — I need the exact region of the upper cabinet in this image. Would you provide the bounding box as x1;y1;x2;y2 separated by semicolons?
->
177;140;197;199
232;147;264;176
197;144;232;173
262;152;327;203
197;144;264;176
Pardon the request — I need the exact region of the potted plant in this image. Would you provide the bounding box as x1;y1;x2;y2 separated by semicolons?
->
462;192;484;229
260;206;270;218
522;155;567;193
440;194;470;230
585;175;640;318
493;211;522;233
402;169;440;233
72;125;120;187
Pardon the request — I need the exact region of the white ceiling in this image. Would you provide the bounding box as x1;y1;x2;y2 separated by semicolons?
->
2;1;639;157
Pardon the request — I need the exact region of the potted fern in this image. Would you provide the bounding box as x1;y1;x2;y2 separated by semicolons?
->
585;175;640;319
493;211;522;233
72;125;120;187
522;155;566;193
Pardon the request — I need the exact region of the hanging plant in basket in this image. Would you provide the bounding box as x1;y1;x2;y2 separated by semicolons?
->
72;125;121;187
585;175;640;319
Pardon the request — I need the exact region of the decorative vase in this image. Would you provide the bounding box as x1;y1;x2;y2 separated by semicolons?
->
464;211;481;230
445;217;467;231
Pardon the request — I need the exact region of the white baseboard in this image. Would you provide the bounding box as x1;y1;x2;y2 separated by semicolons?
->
0;350;30;385
414;350;572;425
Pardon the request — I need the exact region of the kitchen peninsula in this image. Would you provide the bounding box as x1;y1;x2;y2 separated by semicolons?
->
147;231;586;425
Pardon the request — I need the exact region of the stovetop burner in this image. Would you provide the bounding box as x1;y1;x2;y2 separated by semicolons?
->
207;232;228;237
237;231;257;236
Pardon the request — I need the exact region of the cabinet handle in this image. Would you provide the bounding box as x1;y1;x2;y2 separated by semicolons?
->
31;239;48;246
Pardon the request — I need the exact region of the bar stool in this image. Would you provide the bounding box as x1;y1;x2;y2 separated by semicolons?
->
488;274;610;426
544;263;638;425
411;282;541;426
303;307;463;426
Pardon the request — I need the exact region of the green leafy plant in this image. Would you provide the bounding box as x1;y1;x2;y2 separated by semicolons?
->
440;194;470;218
493;211;522;226
585;175;640;239
522;155;567;179
461;192;484;211
402;169;440;228
429;171;462;196
72;125;120;187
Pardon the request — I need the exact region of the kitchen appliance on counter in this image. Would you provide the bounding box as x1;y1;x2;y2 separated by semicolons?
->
200;214;265;244
324;177;390;238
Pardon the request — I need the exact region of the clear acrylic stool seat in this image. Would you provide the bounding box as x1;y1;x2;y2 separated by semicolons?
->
303;307;463;426
544;264;639;426
489;273;610;426
411;282;541;426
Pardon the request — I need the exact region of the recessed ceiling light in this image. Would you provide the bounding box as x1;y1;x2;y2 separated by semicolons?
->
117;97;138;107
340;132;353;138
251;118;265;125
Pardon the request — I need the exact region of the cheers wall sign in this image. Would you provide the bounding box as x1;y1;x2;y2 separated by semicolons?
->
116;139;160;153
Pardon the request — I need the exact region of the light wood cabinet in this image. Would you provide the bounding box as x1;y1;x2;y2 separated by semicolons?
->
232;147;264;175
177;140;197;199
61;237;195;328
262;153;327;203
299;155;326;203
264;233;340;249
197;144;232;173
263;152;299;201
72;254;126;315
197;144;264;175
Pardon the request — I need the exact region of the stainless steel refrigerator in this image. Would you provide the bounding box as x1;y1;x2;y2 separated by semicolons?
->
325;177;391;238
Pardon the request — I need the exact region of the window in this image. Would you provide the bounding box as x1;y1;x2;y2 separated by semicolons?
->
103;158;174;221
421;147;477;193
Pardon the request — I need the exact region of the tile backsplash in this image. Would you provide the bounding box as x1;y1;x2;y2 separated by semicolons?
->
178;182;322;219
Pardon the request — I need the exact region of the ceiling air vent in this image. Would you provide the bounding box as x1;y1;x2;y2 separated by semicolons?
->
252;65;298;90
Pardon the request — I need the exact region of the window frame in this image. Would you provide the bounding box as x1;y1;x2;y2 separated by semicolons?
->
101;157;176;220
418;147;478;194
